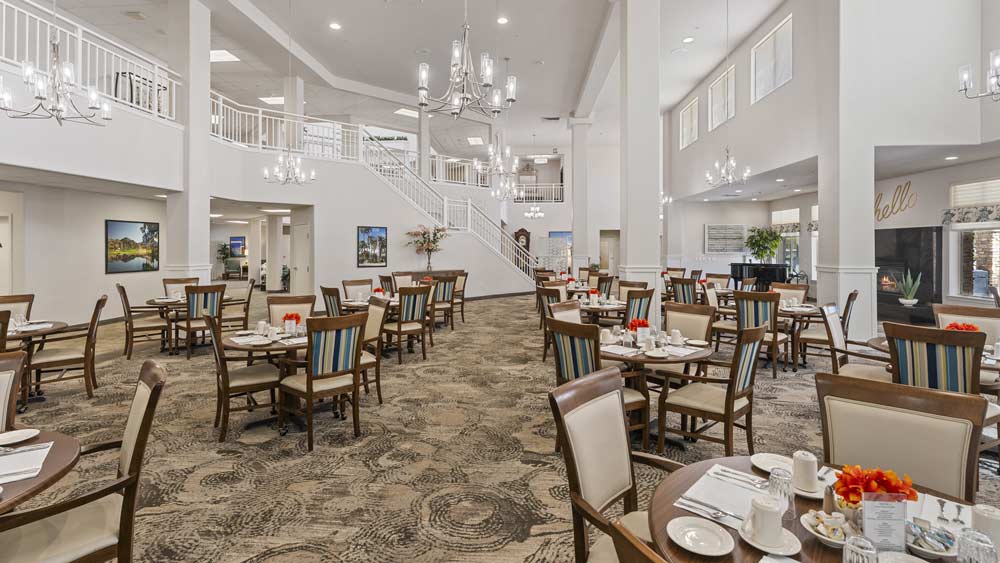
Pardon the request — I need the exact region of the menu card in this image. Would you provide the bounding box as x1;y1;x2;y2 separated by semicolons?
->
862;492;907;551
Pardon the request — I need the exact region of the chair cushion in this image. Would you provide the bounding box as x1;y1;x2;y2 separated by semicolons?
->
30;348;84;366
359;350;377;368
434;303;452;310
621;387;646;407
837;363;892;383
799;325;829;342
383;321;424;333
281;373;355;394
132;318;167;330
662;383;749;415
227;363;281;388
176;319;208;332
587;510;651;563
712;320;738;332
0;493;121;563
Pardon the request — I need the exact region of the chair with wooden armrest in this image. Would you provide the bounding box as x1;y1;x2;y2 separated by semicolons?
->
175;285;224;360
382;285;432;364
549;366;684;563
431;275;458;330
116;283;168;359
650;303;716;394
813;302;892;382
378;275;395;294
704;273;731;289
359;297;391;404
798;290;858;366
609;518;669;563
0;349;25;432
221;279;256;332
27;295;107;401
0;359;166;563
539;286;566;361
454;271;469;323
689;269;702;281
320;286;344;317
670;277;696;305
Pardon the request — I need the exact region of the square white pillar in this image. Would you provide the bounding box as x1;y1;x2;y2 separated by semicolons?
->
570;120;591;273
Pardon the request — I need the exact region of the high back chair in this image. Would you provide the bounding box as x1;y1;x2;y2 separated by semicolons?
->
933;304;1000;345
623;288;654;325
0;294;34;321
548;366;682;563
818;303;891;382
733;290;786;378
382;285;432;364
392;272;413;291
670;277;696;305
116;284;168;359
267;295;316;326
221;279;256;332
549;300;583;324
689;269;702;281
0;350;26;432
992;286;1000;308
798;289;860;365
418;279;439;345
704;273;731;289
816;372;986;503
454;271;469;323
0;360;167;562
597;276;615;299
617;280;646;302
378;275;395;294
657;325;767;455
431;275;458;330
162;277;198;298
587;270;600;289
771;282;809;304
739;277;757;291
578;266;592;280
542;280;569;302
176;285;225;359
320;286;343;317
653;302;717;392
343;279;373;302
279;313;367;451
27;295;107;401
841;289;859;335
664;267;685;279
884;322;984;395
358;297;391;404
539;286;566;360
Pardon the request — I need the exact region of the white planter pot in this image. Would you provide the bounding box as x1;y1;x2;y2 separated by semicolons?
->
898;298;918;307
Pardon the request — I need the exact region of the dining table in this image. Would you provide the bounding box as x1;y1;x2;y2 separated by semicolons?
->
0;430;80;514
9;321;70;411
145;296;237;355
222;334;308;432
780;305;824;372
580;301;626;323
647;456;968;563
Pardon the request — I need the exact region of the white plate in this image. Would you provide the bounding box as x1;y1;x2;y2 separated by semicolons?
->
794;484;827;500
234;330;254;336
879;552;925;563
750;453;793;474
906;539;955;561
645;349;671;358
667;516;734;557
738;526;801;556
799;514;846;549
686;339;709;347
0;428;40;446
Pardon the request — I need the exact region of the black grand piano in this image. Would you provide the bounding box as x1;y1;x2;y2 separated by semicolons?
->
730;263;788;291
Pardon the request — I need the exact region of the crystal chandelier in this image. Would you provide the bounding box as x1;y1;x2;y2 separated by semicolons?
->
705;146;750;187
958;48;1000;101
481;132;520;200
524;206;544;219
0;0;110;126
262;0;315;186
417;0;517;119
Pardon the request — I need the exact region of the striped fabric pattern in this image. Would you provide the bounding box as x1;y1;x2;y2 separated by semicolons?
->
625;296;651;324
734;339;762;391
323;294;341;317
435;280;456;303
893;339;976;393
400;292;429;322
552;332;596;381
737;298;772;330
674;283;695;305
188;291;222;318
598;278;613;299
310;326;360;375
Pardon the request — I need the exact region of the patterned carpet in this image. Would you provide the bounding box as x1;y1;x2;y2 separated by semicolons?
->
14;288;1000;562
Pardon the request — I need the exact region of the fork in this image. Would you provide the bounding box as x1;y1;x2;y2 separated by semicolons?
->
710;472;769;491
680;495;744;520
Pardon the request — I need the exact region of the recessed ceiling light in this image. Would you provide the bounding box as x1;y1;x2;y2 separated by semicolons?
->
210;49;240;63
751;198;759;201
155;194;168;198
394;108;420;119
682;36;695;44
702;198;709;202
258;96;284;105
945;155;959;161
735;189;742;193
467;137;484;146
210;214;224;218
329;22;342;30
260;208;291;213
775;178;785;182
227;220;250;225
794;189;802;192
497;16;509;24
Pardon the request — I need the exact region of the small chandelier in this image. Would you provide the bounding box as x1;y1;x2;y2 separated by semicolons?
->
524;206;544;219
481;132;519;199
0;0;110;126
958;49;1000;101
491;177;523;201
705;147;750;187
417;0;517;119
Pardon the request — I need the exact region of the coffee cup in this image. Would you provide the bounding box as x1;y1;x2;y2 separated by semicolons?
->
741;496;785;547
973;504;1000;547
789;297;799;306
780;299;788;309
267;326;279;340
256;320;268;336
600;328;611;343
792;450;821;493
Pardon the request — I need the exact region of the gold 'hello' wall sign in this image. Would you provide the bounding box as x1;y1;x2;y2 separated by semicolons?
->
874;180;917;222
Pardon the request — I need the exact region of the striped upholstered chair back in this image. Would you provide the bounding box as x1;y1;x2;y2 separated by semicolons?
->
320;286;343;317
186;285;225;320
547;317;601;385
734;291;779;332
306;313;367;379
378;275;395;294
730;325;767;397
597;276;615;299
433;276;457;304
670;277;696;305
398;285;432;323
624;288;655;324
884;322;985;395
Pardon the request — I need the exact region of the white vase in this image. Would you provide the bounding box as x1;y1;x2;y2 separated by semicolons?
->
899;298;918;307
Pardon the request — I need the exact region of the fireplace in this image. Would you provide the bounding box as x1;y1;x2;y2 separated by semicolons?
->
875;227;942;324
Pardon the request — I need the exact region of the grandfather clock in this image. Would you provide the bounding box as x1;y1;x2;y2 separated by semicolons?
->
513;228;530;252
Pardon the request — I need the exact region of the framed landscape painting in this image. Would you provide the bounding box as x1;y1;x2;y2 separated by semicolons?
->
105;220;160;274
357;226;387;268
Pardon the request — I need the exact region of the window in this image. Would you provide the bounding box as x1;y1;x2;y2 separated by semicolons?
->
708;66;736;131
959;229;1000;297
771;208;799;225
951;178;1000;207
679;98;698;150
751;14;793;104
781;234;800;273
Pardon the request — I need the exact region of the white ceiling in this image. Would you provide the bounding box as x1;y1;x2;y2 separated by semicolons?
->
684;157;817;203
874;141;1000;181
209;197;305;224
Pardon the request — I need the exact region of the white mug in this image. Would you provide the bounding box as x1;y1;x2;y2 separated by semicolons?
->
670;329;683;345
267;326;279;340
780;299;788;309
600;328;611;343
994;341;1000;357
789;297;799;306
256;320;268;336
741;496;785;547
792;450;821;493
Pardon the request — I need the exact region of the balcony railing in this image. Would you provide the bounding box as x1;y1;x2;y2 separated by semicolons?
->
429;154;489;187
514;183;564;203
0;0;180;120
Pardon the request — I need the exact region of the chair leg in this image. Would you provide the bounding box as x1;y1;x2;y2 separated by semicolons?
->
421;330;428;360
714;332;722;352
362;369;370;395
214;387;222;428
641;405;650;451
306;398;314;451
745;410;755;455
657;407;667;454
352;387;361;437
396;331;403;364
542;329;549;362
83;365;94;399
277;389;286;432
460;300;465;322
122;329;130;358
186;332;192;360
771;344;777;379
450;309;455;330
269;388;277;415
724;421;734;456
219;397;230;442
375;360;383;404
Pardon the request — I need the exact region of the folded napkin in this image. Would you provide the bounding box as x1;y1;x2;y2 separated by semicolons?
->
0;442;53;484
279;337;307;346
154;297;181;302
674;463;767;529
662;345;699;357
601;345;641;357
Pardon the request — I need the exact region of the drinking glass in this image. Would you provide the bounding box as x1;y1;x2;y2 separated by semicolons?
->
958;529;997;563
12;314;26;329
612;326;622;342
843;536;878;563
768;467;796;524
649;327;660;346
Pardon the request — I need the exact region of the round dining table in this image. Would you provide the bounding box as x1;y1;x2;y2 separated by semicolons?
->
0;430;80;514
600;342;714;366
7;321;70;342
222;336;309;432
10;321;70;411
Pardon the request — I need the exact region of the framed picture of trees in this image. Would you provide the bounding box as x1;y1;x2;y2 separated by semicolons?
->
357;226;387;268
105;220;160;274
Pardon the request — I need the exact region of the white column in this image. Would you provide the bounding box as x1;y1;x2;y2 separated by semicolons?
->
164;0;211;282
815;0;878;339
418;109;431;180
569;119;591;274
618;0;662;326
266;215;284;291
246;218;263;284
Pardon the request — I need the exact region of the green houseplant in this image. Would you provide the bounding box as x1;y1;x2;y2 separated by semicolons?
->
216;242;232;264
745;227;782;263
406;225;449;271
892;269;922;307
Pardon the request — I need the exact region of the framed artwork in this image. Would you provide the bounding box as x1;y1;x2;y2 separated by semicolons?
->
229;236;247;257
357;226;387;268
105;220;160;274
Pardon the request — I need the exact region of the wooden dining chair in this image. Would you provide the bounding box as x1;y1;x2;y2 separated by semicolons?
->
664;267;686;279
548;366;683;563
542;280;569;302
221;279;256;332
609;519;670;563
454;271;469;323
320;286;344;317
689;269;703;281
378;275;395;294
419;279;439;345
617;280;647;303
392;272;414;291
539;286;566;361
27;295;107;401
359;297;391;404
116;283;168;359
382;285;432;364
932;303;1000;345
991;286;1000;308
623;288;655;325
343;279;373;301
704;273;731;289
669;277;696;305
651;302;717;394
549;300;583;323
657;325;767;455
739;277;757;291
587;270;600;289
798;290;858;365
267;295;316;325
597;276;615;299
431;275;458;330
162;277;198;298
817;303;892;382
717;291;786;378
0;350;26;432
175;285;224;359
816;372;986;503
0;359;167;562
0;294;34;321
279;313;367;450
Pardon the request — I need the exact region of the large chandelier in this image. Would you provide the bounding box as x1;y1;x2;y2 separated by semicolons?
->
958;49;1000;101
417;0;517;119
705;146;750;187
0;0;110;126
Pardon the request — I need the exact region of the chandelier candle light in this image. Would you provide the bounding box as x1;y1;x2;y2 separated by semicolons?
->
524;206;544;219
959;48;1000;101
417;0;517;119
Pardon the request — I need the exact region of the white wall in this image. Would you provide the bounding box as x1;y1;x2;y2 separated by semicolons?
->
665;200;771;276
587;145;621;258
209;222;248;279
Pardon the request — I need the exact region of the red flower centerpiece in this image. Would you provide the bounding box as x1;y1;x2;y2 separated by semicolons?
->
588;288;600;296
628;318;650;332
834;465;917;522
422;276;433;281
373;287;385;295
945;322;981;332
698;279;707;286
566;276;576;283
282;312;301;325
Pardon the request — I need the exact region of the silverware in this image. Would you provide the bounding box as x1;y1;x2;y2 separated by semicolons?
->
709;472;769;491
819;467;834;479
0;443;48;458
680;495;744;520
717;467;768;485
676;500;728;521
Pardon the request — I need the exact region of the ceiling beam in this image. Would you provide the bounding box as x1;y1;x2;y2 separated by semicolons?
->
573;0;620;118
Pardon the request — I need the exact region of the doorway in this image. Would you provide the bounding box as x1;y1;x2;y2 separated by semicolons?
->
290;223;312;295
599;230;620;276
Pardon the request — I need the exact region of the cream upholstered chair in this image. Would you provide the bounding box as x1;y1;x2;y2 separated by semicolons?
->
933;304;1000;348
549;366;683;563
609;519;670;563
267;295;316;326
0;294;34;322
587;270;600;289
798;290;858;365
542;280;569;302
162;277;198;298
28;295;107;400
221;279;256;332
0;350;26;432
343;279;373;302
816;372;986;503
818;303;892;382
617;280;647;303
392;272;413;291
0;360;166;563
359;296;391;404
704;273;731;289
771;282;809;304
650;303;717;394
549;300;583;324
176;285;224;359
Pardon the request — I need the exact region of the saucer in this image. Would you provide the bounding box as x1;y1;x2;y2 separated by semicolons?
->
738;526;801;556
645;349;671;358
686;339;710;347
750;453;793;474
667;516;734;557
0;429;40;446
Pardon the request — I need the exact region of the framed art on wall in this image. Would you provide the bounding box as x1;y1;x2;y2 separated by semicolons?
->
106;220;160;274
357;226;387;268
229;236;247;257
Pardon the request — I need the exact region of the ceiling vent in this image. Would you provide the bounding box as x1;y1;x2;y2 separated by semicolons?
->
124;11;147;21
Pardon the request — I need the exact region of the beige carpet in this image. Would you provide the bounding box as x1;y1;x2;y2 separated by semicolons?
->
15;289;1000;562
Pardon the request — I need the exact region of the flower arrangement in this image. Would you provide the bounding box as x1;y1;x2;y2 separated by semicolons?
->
405;225;449;271
628;318;650;331
834;465;917;508
373;287;385;294
588;288;600;296
698;279;707;286
559;271;566;276
282;312;302;325
422;276;433;281
566;276;575;283
945;322;980;332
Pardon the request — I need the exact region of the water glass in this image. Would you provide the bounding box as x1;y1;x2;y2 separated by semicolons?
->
958;529;998;563
768;467;796;524
612;326;622;341
843;535;878;563
12;314;26;329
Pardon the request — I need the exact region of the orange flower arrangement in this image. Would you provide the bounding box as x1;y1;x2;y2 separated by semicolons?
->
373;287;385;294
422;276;433;281
566;276;576;283
628;318;650;331
588;288;600;295
698;279;707;286
834;465;917;507
282;312;302;325
945;322;980;332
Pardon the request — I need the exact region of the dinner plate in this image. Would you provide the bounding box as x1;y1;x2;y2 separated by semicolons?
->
906;538;955;561
234;330;254;336
799;514;846;549
645;349;671;358
750;452;793;474
686;339;709;347
0;428;40;446
667;516;734;557
738;526;801;556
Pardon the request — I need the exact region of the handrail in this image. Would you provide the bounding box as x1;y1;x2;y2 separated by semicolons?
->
514;183;565;203
429;153;489;187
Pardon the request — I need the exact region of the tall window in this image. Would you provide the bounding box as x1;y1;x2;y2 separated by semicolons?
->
751;14;793;104
952;179;1000;297
708;66;736;131
771;207;800;273
679;98;698;150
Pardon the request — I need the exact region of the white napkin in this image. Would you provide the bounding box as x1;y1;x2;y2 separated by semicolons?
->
601;345;641;357
985;358;998;366
0;442;53;484
231;335;270;345
674;463;767;529
279;337;307;346
663;345;699;357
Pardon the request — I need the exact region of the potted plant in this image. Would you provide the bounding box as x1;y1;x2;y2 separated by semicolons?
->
745;227;782;263
406;225;449;271
892;269;921;307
